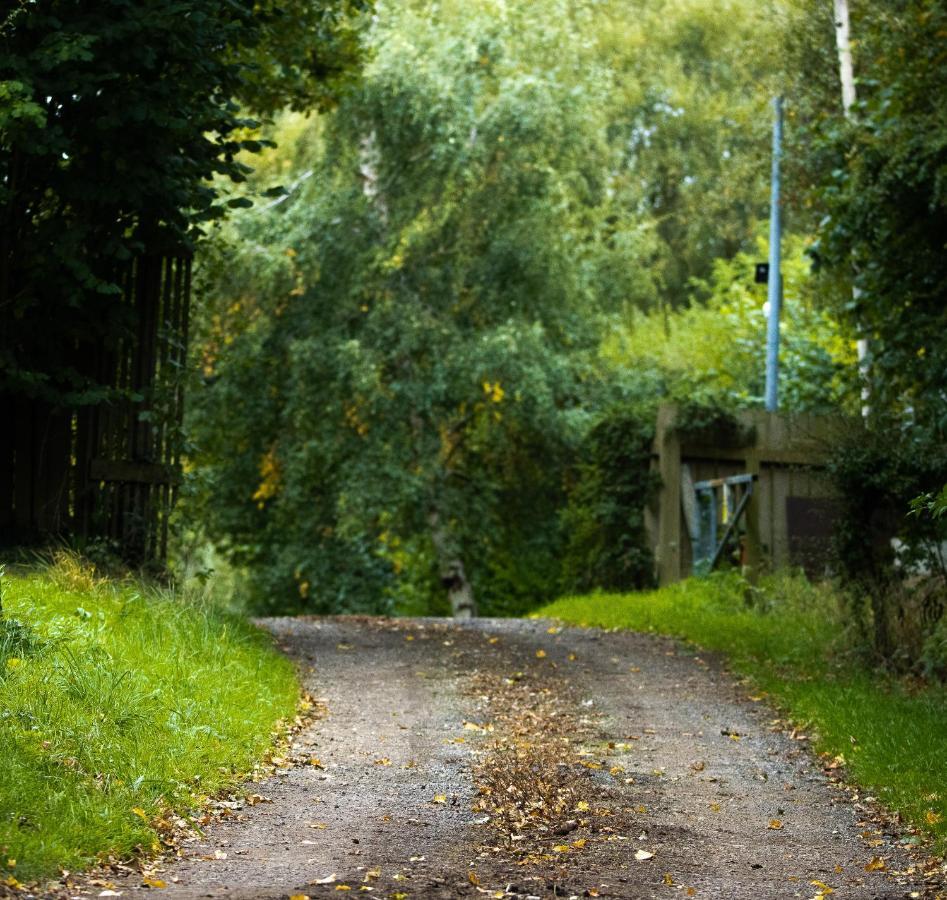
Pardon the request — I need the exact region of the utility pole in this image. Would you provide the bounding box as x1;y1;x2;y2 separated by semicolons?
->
833;0;870;416
764;96;783;413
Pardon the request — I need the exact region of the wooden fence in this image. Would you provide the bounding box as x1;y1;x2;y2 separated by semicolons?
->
0;254;191;564
648;404;841;585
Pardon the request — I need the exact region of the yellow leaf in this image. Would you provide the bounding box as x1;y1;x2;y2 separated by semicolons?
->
546;626;561;634
5;860;13;869
432;794;447;804
468;872;480;886
374;758;392;766
575;801;590;812
488;636;499;644
308;822;328;830
405;634;414;641
132;807;148;820
686;889;696;897
535;649;546;659
553;844;571;853
926;810;943;825
572;838;587;849
6;658;20;669
568;653;578;661
768;819;783;830
335;886;352;892
865;856;887;872
392;895;408;900
709;803;721;812
142;877;167;889
663;873;674;886
810;880;834;895
309;758;325;768
289;895;309;900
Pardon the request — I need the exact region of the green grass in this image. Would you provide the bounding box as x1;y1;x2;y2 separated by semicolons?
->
0;554;299;883
538;572;947;856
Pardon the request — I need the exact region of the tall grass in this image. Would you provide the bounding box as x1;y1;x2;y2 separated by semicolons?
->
0;554;298;882
538;572;947;856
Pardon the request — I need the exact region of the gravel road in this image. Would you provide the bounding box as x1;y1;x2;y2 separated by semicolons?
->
52;617;943;900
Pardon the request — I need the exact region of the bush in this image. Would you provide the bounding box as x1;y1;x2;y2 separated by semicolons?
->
827;425;947;667
560;406;658;594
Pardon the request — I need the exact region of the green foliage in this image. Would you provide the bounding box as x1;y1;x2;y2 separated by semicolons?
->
0;0;368;405
539;572;947;854
807;0;947;432
0;556;298;881
826;426;947;664
560;408;658;594
603;235;858;413
187;0;659;614
186;0;830;615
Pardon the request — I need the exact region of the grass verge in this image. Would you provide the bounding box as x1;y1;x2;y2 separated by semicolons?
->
537;572;947;856
0;554;299;884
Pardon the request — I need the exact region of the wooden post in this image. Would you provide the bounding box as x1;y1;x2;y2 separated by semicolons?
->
656;405;682;587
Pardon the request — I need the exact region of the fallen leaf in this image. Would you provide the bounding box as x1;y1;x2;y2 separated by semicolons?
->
432;794;447;804
374;758;391;766
536;649;547;659
312;874;337;884
335;886;351;892
142;877;166;889
568;653;578;661
663;873;674;886
547;626;561;634
865;857;887;872
309;822;328;830
926;810;943;825
309;758;324;768
468;872;480;886
131;807;148;820
290;895;310;900
575;801;590;812
768;819;783;830
686;889;696;897
810;880;835;895
709;803;721;812
635;849;654;861
572;838;587;849
553;845;571;853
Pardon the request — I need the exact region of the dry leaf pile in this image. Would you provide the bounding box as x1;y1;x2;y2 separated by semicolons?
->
465;662;633;875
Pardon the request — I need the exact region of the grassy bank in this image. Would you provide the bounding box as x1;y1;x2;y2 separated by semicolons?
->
0;555;299;884
538;573;947;856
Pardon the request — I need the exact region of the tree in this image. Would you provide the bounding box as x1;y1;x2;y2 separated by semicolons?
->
188;0;659;616
0;0;368;406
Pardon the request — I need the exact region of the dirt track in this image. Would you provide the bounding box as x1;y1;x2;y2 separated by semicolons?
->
52;617;944;899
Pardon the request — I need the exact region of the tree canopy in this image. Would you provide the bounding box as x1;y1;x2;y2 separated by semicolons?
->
0;0;368;404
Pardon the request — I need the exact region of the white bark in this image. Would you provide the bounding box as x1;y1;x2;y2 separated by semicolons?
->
429;510;477;619
833;0;870;416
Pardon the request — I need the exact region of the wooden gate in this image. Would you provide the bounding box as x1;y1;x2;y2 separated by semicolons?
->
0;254;191;564
648;404;842;585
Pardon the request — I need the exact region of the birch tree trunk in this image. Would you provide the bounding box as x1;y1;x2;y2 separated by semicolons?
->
429;510;477;619
833;0;870;416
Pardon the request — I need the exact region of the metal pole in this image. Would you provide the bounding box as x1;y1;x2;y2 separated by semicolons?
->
764;96;783;413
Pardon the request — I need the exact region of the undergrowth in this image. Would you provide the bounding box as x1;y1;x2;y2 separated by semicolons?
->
538;572;947;857
0;553;298;883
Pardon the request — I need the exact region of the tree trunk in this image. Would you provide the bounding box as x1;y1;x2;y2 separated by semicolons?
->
833;0;870;416
429;510;477;619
